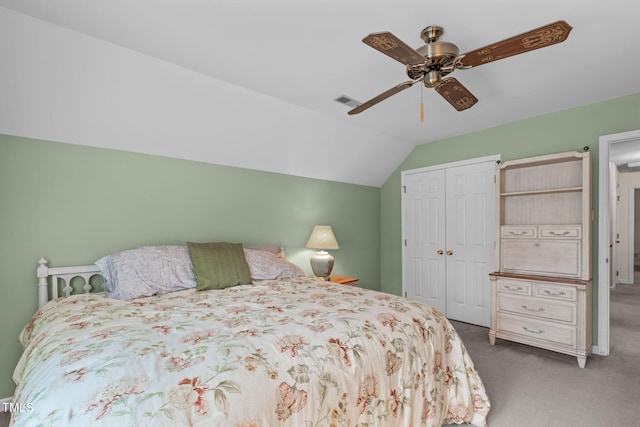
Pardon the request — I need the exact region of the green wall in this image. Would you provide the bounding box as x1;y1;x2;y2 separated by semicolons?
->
0;134;381;398
381;92;640;346
3;92;640;398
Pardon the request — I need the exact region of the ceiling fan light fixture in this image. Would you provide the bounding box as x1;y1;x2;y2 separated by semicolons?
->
424;70;441;88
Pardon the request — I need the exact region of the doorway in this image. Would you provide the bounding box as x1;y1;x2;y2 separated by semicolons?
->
598;129;640;356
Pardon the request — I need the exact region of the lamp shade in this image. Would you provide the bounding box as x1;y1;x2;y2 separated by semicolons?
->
305;225;339;250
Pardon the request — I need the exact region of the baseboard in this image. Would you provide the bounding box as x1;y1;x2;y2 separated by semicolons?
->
0;396;13;412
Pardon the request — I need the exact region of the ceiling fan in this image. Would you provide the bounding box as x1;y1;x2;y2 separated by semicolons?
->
348;20;572;115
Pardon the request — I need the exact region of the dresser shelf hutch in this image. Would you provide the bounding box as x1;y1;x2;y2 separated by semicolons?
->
489;150;592;367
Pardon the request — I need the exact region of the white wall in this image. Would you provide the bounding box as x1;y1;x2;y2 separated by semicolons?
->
0;7;413;187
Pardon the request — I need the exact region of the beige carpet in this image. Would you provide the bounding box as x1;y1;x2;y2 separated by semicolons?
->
2;283;638;427
446;281;640;427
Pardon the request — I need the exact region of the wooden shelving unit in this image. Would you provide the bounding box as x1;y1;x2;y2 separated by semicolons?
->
490;151;593;367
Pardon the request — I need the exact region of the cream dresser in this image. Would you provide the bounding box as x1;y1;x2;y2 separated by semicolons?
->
489;151;592;367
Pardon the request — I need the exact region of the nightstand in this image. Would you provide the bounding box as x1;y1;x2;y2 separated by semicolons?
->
329;275;359;286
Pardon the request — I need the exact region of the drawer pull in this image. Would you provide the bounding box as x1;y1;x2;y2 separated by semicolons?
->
504;285;524;291
522;326;544;334
549;231;571;236
521;305;545;312
508;231;528;235
543;290;566;297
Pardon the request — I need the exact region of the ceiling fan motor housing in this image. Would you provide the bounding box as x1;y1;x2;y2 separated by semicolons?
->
410;26;460;87
415;42;459;86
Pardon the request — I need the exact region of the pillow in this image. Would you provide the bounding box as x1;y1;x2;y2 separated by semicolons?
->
187;242;251;290
243;244;281;255
95;245;196;300
243;248;306;280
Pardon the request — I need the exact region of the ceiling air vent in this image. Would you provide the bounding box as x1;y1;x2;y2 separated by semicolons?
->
334;95;361;109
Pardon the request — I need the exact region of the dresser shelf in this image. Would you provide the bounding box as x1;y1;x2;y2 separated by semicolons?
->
490;151;592;367
500;186;582;197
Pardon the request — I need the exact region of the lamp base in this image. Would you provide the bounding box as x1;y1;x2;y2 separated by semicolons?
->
310;251;334;280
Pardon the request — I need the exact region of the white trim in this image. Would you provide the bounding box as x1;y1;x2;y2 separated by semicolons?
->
598;129;640;356
401;154;501;177
0;396;13;411
627;185;639;283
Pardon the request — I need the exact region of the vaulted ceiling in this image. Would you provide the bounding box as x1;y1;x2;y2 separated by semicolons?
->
1;0;640;186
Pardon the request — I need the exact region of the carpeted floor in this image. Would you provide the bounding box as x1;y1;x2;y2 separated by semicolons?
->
446;280;640;427
2;283;638;427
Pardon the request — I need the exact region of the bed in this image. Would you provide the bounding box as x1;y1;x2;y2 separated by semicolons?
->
12;243;490;426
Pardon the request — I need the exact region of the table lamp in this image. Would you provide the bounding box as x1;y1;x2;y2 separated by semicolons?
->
305;225;339;280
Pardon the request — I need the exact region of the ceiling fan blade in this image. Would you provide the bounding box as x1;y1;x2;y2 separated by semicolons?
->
458;20;572;68
435;77;478;111
348;79;420;115
362;32;426;66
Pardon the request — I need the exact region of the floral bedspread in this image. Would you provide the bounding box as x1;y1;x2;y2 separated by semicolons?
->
12;277;489;426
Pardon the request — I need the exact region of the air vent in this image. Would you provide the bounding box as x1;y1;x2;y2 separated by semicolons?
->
334;95;361;108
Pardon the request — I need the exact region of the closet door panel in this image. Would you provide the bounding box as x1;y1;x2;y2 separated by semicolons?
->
403;169;447;313
402;158;497;327
444;162;495;327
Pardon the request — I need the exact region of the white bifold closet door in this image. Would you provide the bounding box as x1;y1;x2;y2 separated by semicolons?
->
403;159;496;327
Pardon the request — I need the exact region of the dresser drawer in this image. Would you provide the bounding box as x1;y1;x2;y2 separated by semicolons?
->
501;226;536;238
497;294;576;323
539;225;581;239
501;239;581;277
496;279;531;295
497;313;576;347
535;283;577;301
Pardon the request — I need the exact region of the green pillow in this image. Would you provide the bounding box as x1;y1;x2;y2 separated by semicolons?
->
187;242;251;290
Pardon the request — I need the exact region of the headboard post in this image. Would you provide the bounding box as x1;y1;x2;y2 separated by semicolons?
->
37;258;49;309
36;259;103;309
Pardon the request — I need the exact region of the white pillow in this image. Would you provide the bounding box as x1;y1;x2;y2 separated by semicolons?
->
96;246;197;300
243;248;306;280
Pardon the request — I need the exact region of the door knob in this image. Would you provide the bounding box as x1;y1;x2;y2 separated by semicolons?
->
437;250;444;255
447;250;453;256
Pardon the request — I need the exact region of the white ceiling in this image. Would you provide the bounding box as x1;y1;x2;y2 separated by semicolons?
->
2;0;640;186
611;137;640;172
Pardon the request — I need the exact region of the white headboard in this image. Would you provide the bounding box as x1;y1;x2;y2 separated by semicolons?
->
36;258;103;309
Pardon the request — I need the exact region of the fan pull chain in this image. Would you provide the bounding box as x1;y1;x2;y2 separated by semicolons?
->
420;86;424;123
